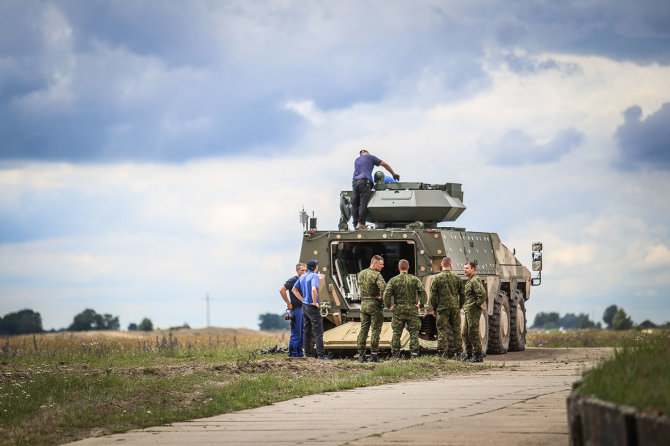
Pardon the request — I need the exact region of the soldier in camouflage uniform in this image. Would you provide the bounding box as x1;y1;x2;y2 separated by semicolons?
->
383;259;427;359
463;261;487;362
356;255;386;362
429;257;465;359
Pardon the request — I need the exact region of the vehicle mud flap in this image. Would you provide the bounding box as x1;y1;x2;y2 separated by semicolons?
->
322;321;410;351
487;290;510;354
508;290;527;352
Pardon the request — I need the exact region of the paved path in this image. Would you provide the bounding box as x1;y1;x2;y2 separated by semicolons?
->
67;348;611;446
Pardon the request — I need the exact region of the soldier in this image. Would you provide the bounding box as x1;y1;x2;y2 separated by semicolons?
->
383;259;426;360
429;257;465;359
279;263;307;358
463;261;487;363
356;255;386;363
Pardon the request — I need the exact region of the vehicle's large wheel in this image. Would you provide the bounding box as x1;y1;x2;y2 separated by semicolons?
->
479;302;489;355
487;291;510;354
508;290;527;352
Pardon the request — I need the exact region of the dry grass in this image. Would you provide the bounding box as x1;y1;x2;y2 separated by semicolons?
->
0;329;484;446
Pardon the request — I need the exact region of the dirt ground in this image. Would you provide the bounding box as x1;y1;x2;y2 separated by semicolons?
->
64;347;615;446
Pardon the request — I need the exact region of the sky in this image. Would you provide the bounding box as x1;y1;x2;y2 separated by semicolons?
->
1;0;669;331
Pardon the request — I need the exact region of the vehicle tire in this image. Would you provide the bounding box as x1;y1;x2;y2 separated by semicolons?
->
479;302;489;355
487;290;510;354
508;290;527;352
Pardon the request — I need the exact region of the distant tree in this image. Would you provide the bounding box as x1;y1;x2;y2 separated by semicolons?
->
611;309;633;331
636;320;657;330
0;309;43;335
102;314;120;330
138;318;153;331
559;313;577;329
258;313;289;331
531;312;560;329
128;322;139;331
573;313;596;329
603;305;618;328
69;309;121;331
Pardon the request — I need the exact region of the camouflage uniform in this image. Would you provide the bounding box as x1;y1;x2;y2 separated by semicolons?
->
356;267;386;354
429;270;465;357
463;273;486;356
383;272;427;356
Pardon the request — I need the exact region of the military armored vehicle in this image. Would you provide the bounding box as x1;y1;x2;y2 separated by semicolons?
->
297;172;542;355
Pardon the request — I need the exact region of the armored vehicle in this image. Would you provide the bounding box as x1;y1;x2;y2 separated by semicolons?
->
297;172;542;355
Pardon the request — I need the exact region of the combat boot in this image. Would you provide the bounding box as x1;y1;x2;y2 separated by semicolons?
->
358;350;367;363
469;353;484;363
410;352;419;360
451;351;463;360
391;354;401;362
369;352;380;363
460;352;472;362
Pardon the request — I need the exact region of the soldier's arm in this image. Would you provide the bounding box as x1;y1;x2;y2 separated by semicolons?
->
475;279;486;308
417;278;427;308
376;273;386;300
383;282;393;309
429;277;439;309
458;279;465;309
279;285;292;310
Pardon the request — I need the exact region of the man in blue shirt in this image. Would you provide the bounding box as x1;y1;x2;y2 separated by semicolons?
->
292;259;329;359
279;262;307;357
352;150;399;229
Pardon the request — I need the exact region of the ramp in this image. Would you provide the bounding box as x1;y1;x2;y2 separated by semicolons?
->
323;322;410;350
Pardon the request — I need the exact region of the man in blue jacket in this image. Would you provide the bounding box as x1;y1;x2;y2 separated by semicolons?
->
279;262;307;357
352;150;399;230
292;260;329;359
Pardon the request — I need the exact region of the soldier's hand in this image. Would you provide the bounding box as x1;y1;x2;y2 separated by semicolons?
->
480;305;485;310
390;305;395;311
393;174;400;181
314;302;320;309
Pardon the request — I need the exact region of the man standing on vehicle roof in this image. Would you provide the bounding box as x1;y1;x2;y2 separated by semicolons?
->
292;260;330;360
279;263;307;358
383;259;426;360
351;150;399;230
463;261;487;363
430;257;465;359
357;255;386;363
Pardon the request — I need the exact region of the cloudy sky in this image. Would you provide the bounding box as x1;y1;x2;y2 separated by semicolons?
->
1;0;669;330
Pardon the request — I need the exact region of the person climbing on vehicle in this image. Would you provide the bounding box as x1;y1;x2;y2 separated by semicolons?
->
351;150;399;230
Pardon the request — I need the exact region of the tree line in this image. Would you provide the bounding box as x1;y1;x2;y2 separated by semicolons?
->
0;308;154;335
532;304;667;331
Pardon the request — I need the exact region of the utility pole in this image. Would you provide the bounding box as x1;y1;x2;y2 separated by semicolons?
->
206;293;210;327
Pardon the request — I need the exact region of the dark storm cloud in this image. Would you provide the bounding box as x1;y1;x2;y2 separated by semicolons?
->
485;128;584;166
0;1;668;162
615;103;670;170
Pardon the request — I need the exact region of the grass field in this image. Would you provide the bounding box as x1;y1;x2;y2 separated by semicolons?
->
3;328;667;446
0;330;486;446
577;330;670;415
526;328;661;348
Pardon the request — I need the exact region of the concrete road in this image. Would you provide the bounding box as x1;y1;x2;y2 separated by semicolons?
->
67;348;611;446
